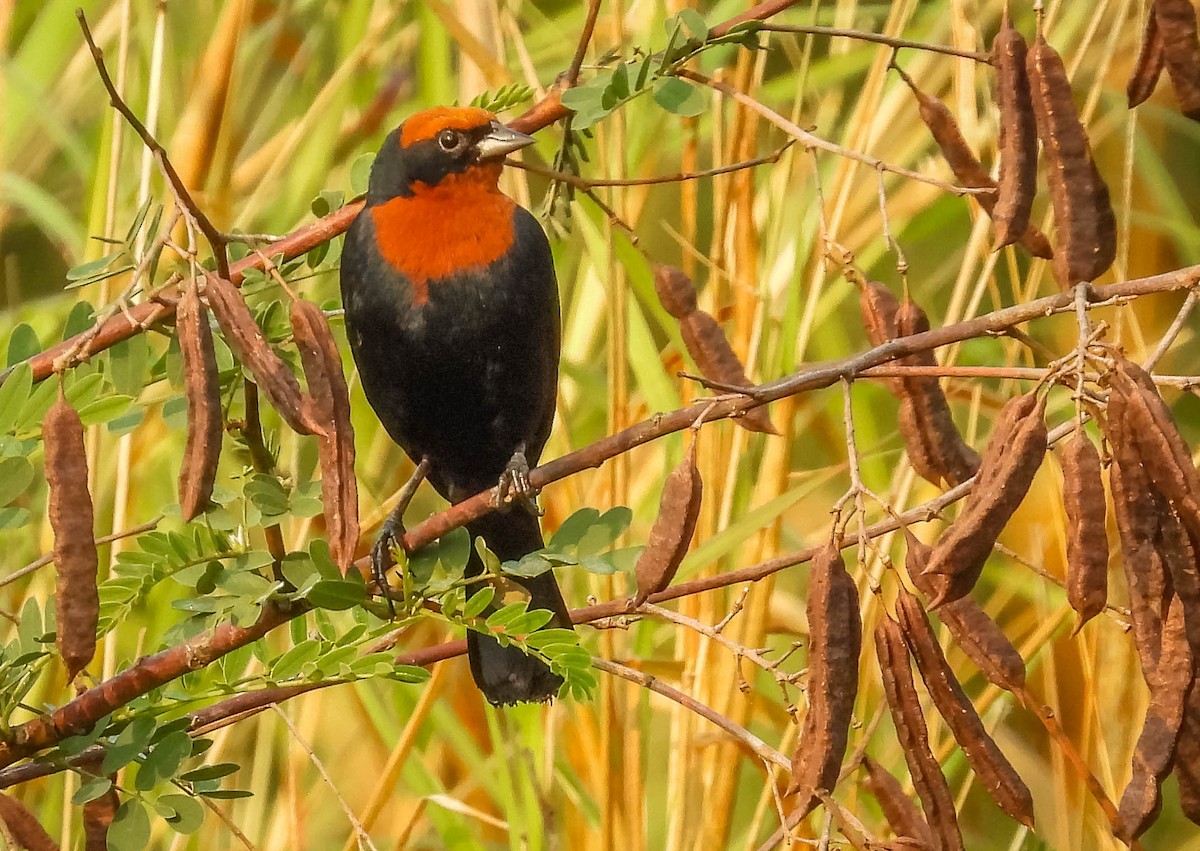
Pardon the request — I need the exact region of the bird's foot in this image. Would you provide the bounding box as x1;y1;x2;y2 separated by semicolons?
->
371;517;405;619
494;450;542;516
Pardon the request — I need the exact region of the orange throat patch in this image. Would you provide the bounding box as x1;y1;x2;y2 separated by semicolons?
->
370;167;516;305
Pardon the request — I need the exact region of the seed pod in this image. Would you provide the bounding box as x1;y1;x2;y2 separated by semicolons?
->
788;541;861;816
176;282;223;521
991;9;1038;249
897;66;1054;259
1026;34;1117;286
1155;508;1200;660
876;616;965;851
1175;676;1200;825
679;310;777;434
653;264;698;319
862;756;936;848
204;273;318;435
1128;8;1166;107
1155;0;1200;120
860;280;901;348
80;755;118;851
895;585;1034;827
0;794;60;851
44;389;98;681
894;301;981;487
907;531;1026;691
290;299;359;573
924;392;1047;608
1061;432;1109;632
633;440;702;606
1117;597;1192;841
1111;359;1200;544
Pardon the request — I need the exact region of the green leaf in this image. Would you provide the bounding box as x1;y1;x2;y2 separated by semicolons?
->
350;153;375;195
108;800;150;851
653;77;706;117
0;456;33;506
180;762;240;783
197;789;253;800
674;8;707;39
6;324;39;367
65;251;125;282
142;730;193;785
576;506;632;554
0;362;32;433
503;553;553;578
462;586;495;619
78;394;133;426
548;508;600;551
244;474;289;517
157;794;205;833
72;776;113;804
503;608;554;636
271;640;322;681
311;189;345;218
304;579;366;611
109;336;150;397
485;602;529;630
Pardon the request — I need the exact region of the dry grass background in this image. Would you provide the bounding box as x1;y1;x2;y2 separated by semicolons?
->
1;0;1199;848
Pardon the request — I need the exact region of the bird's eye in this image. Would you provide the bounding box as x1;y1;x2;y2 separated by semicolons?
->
437;130;461;151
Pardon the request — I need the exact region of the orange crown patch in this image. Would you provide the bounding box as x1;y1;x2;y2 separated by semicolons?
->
399;106;496;147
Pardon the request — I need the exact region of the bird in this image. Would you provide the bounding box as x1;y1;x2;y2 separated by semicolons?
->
339;106;571;704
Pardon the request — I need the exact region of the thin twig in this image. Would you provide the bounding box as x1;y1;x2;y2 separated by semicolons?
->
1;515;163;589
508;143;793;188
757;23;991;63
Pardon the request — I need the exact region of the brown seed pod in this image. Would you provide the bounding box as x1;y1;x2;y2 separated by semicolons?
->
991;9;1038;249
894;301;981;487
924;392;1047;608
894;585;1034;827
1175;674;1200;825
788;541;861;816
1128;8;1166;107
1155;508;1200;660
1060;432;1109;632
1111;359;1200;544
1117;597;1192;841
204;273;318;436
290;298;360;573
896;66;1054;259
1155;0;1200;120
653;264;698;319
860;280;901;349
0;794;60;851
43;389;98;681
876;616;965;851
1026;34;1117;286
633;440;702;606
907;531;1026;692
862;756;936;848
80;756;118;851
679;310;777;434
176;281;223;521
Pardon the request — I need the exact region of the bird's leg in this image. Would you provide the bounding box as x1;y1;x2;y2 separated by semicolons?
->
372;457;431;616
494;445;542;516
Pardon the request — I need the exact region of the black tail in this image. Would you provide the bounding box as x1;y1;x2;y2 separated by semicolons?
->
464;509;572;704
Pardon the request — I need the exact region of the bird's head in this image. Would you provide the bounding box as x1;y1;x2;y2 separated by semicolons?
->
366;106;535;204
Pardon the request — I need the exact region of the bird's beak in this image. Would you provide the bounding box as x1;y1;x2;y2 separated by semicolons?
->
473;122;536;161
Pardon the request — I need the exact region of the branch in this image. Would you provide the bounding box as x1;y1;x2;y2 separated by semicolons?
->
757;23;991;63
10;0;805;386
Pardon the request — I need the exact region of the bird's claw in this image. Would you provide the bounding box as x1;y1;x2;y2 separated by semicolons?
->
371;523;404;618
494;450;542;516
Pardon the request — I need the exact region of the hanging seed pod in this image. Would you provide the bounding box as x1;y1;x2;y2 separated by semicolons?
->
176;281;223;521
896;66;1054;259
894;301;981;487
679;310;777;434
862;756;936;848
1175;679;1200;825
80;755;117;851
924;392;1047;608
1061;431;1109;632
895;586;1034;827
1155;508;1200;660
1111;359;1200;543
290;298;359;573
991;9;1038;249
633;440;702;606
788;542;861;815
204;273;318;436
0;794;60;851
1155;0;1200;120
1117;597;1192;841
876;616;965;851
859;280;904;395
1128;8;1166;107
43;388;98;681
907;531;1026;691
1026;34;1117;286
653;264;699;319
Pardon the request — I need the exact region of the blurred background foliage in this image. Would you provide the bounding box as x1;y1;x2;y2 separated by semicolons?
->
1;0;1200;849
